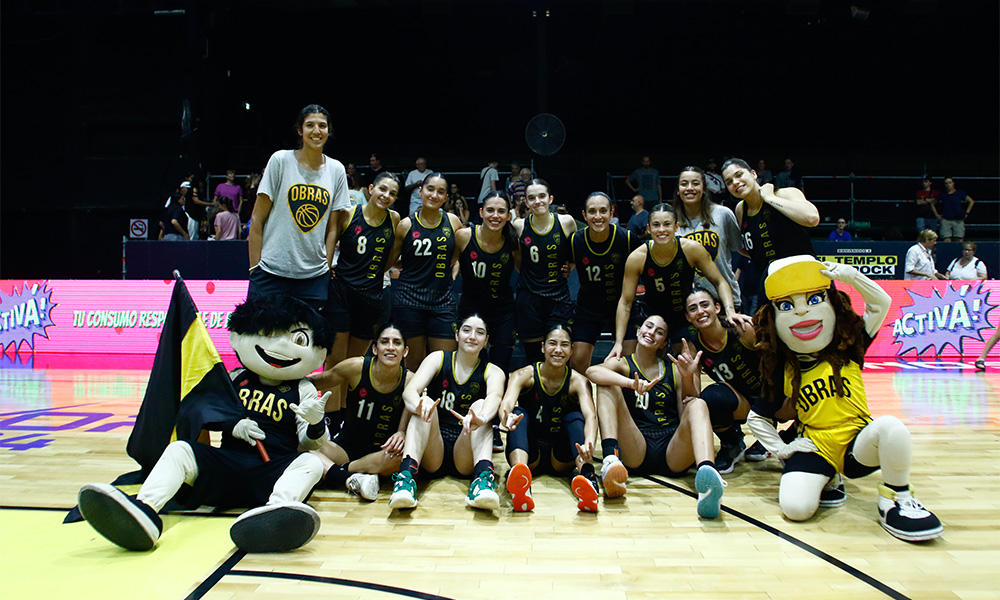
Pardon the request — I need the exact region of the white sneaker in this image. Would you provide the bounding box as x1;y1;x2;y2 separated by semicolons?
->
877;485;943;542
346;473;379;501
600;454;628;498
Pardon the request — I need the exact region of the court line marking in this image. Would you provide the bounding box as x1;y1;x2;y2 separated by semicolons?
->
183;550;454;600
643;474;912;600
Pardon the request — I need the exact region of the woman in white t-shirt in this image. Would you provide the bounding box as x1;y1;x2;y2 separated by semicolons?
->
946;242;988;280
247;104;351;310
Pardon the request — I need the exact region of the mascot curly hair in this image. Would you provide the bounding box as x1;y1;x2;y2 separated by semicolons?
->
746;256;942;542
78;295;334;553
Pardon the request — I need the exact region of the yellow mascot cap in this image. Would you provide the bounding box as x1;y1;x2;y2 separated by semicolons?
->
764;255;830;300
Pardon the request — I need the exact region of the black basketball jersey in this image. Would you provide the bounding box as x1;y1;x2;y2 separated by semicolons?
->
459;225;516;306
639;240;695;331
396;210;456;308
426;351;491;436
337;355;407;450
518;214;571;299
681;324;762;400
517;363;575;441
228;369;302;457
621;356;679;431
335;206;394;301
740;202;815;272
571;225;633;312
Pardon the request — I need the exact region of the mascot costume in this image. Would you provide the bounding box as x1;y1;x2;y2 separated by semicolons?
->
746;256;942;542
77;294;333;553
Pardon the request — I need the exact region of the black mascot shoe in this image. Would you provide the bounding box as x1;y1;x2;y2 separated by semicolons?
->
78;483;163;551
229;502;320;553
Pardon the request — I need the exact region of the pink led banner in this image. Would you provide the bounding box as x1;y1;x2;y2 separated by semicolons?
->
0;279;996;362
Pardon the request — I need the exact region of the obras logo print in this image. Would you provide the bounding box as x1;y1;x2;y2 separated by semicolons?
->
287;184;331;233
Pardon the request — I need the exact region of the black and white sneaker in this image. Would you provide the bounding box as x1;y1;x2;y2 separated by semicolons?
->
877;485;943;542
78;483;162;551
744;440;770;462
819;473;846;507
492;425;504;453
230;502;321;553
716;437;746;475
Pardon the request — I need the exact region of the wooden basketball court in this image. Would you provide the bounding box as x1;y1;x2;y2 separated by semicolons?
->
1;359;998;600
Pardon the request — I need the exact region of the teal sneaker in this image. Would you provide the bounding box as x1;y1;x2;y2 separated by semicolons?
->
465;470;500;510
388;471;418;509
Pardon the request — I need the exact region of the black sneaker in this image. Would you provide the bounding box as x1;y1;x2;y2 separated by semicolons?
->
492;425;504;453
716;437;746;474
230;502;321;552
819;473;846;507
78;483;163;551
744;440;770;462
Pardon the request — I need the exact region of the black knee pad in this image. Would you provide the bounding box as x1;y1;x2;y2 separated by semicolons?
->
700;384;738;428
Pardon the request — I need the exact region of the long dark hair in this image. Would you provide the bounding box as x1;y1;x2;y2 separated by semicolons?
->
755;286;867;406
672;166;716;229
481;190;517;250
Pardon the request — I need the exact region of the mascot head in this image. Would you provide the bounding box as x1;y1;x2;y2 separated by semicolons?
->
764;255;836;354
228;295;332;382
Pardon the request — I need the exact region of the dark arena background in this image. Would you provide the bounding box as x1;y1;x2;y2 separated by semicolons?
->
2;2;1000;600
1;0;997;279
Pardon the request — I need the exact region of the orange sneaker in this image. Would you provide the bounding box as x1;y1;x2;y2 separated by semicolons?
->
572;474;599;513
506;463;534;512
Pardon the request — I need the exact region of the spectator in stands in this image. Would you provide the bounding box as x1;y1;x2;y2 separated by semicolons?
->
214;197;240;240
624;194;649;242
774;157;801;190
505;162;521;194
368;153;386;182
914;177;940;235
828;218;852;242
162;192;190;241
704;159;725;197
241;172;261;222
626;155;661;209
509;167;531;208
946;242;987;280
756;160;773;186
939;177;975;242
213;169;244;216
347;175;366;207
904;230;945;280
402;157;431;218
479;159;500;205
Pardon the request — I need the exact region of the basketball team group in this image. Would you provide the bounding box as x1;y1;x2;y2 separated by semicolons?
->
75;105;942;556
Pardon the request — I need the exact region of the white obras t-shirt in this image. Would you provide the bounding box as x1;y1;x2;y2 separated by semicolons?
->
257;150;350;278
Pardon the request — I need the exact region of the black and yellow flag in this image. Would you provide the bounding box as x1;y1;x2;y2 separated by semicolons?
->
124;273;246;475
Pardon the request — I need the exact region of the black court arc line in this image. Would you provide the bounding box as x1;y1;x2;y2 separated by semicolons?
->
644;474;912;600
184;551;454;600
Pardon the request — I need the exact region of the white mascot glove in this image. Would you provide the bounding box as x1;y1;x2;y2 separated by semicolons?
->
820;261;860;285
776;436;819;460
232;418;266;446
290;391;329;426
